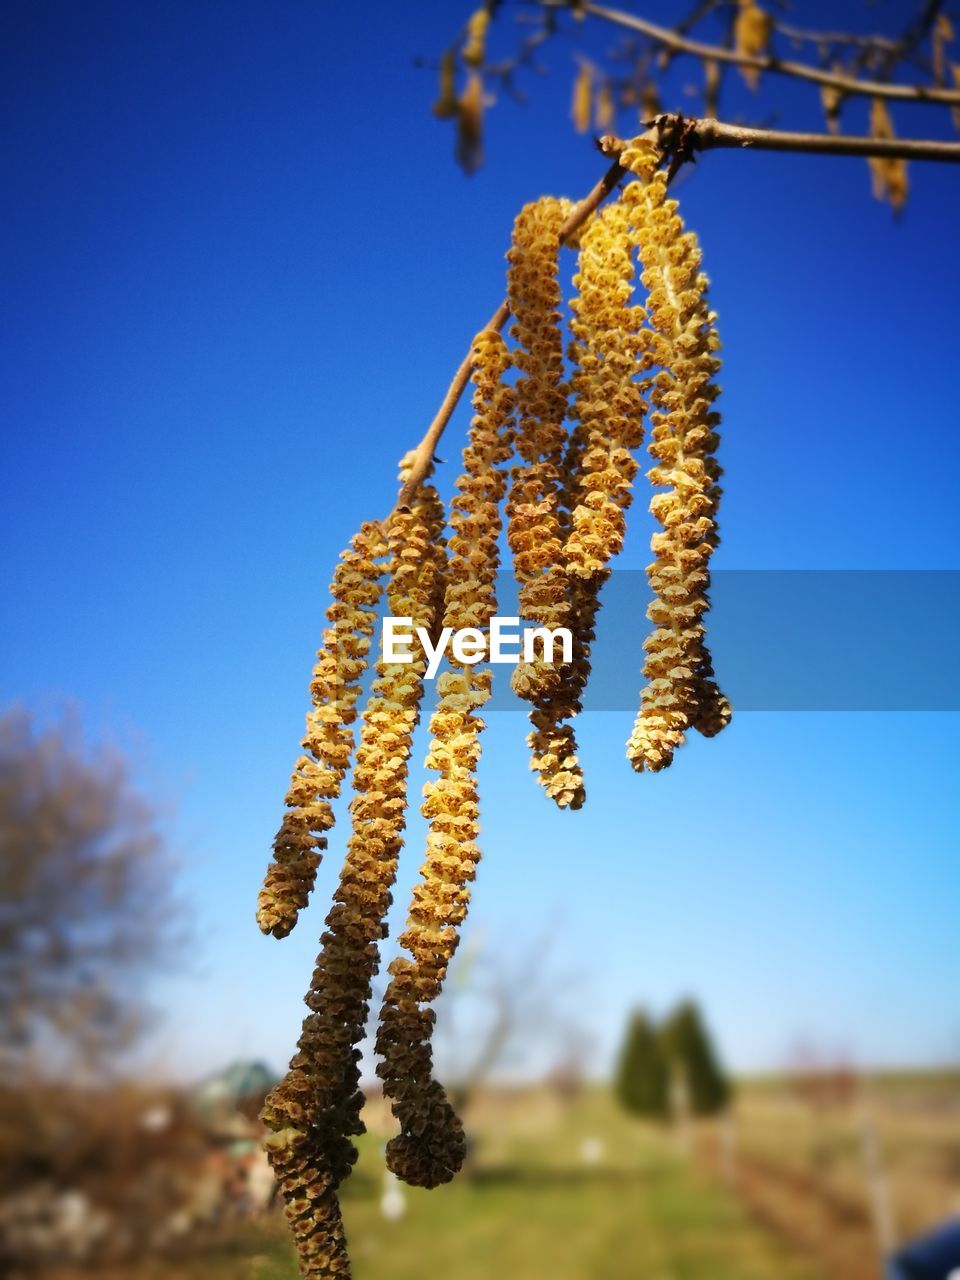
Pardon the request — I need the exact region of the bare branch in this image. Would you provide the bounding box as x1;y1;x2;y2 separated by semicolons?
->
535;0;960;105
877;0;945;77
679;115;960;162
773;22;900;56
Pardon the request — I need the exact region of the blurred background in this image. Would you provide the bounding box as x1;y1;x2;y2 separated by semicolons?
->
2;1;958;1277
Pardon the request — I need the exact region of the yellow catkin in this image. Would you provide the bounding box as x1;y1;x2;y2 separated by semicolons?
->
565;193;649;581
376;331;514;1188
504;196;596;808
505;197;573;700
262;467;446;1279
595;81;615;131
257;522;388;939
527;194;651;808
868;98;908;212
734;0;772;89
619;141;729;772
462;8;490;69
571;63;593;134
457;71;485;174
265;139;735;1280
524;377;587;809
432;50;458;120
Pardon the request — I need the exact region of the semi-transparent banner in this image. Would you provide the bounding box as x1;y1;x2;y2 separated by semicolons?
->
366;570;960;712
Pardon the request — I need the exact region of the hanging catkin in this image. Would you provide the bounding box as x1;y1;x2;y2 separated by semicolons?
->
264;132;732;1280
262;466;446;1279
522;329;598;805
376;330;514;1188
505;196;572;700
565;193;649;580
504;196;596;808
258;522;388;939
619;141;729;772
525;404;589;810
528;191;653;799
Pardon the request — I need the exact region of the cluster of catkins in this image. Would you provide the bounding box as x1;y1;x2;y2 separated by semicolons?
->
258;136;729;1278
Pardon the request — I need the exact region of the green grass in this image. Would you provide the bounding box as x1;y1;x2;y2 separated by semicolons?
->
213;1093;821;1280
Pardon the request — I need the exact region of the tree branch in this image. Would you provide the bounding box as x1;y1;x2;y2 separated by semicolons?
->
388;114;960;516
674;115;960;163
538;0;960;106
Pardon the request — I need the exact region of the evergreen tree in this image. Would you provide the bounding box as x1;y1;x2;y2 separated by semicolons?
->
661;1000;731;1116
615;1009;669;1119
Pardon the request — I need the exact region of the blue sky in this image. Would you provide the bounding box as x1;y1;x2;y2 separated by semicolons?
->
2;0;958;1082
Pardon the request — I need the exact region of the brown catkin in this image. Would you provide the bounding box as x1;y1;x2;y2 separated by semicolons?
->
376;331;514;1188
618;141;729;772
691;436;731;740
258;522;388;939
692;655;732;738
262;466;446;1279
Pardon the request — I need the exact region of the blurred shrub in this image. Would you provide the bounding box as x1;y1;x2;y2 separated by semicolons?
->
661;1000;732;1117
615;1009;669;1119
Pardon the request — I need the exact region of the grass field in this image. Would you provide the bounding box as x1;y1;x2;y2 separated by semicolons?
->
203;1091;823;1280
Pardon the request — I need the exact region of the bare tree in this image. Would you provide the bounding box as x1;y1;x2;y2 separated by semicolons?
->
0;707;179;1080
365;925;590;1116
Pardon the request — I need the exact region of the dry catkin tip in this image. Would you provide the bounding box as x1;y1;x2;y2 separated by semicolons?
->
616;152;729;772
262;466;446;1279
258;520;388;940
376;331;513;1189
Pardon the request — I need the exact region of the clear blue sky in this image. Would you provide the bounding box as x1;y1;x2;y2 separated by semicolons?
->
2;0;958;1082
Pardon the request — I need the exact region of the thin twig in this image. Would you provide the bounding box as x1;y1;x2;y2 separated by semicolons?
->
773;22;900;55
877;0;944;78
536;0;960;105
391;154;625;513
388;113;960;515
